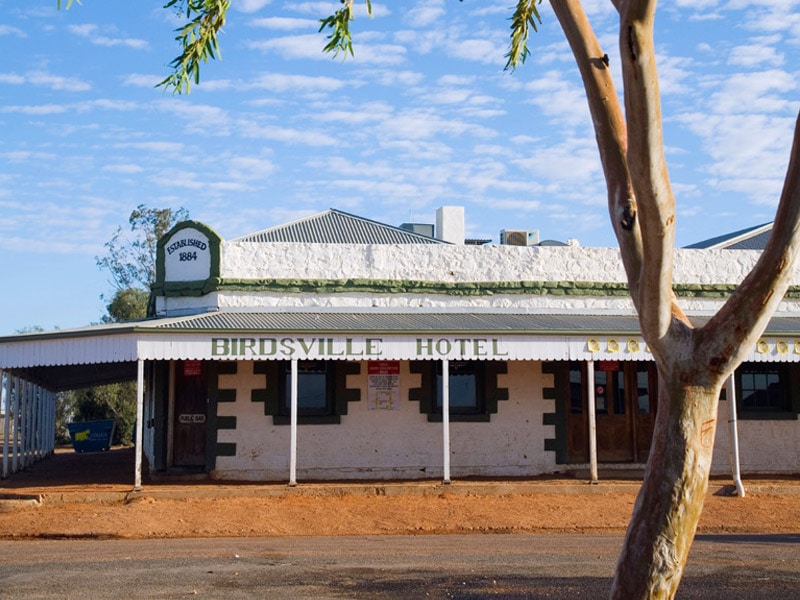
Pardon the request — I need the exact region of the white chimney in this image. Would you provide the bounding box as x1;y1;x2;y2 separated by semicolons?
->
435;206;465;245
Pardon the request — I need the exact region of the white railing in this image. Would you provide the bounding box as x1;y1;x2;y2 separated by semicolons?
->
1;370;56;479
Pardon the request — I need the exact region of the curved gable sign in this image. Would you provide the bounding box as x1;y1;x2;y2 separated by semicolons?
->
155;221;222;292
165;228;211;281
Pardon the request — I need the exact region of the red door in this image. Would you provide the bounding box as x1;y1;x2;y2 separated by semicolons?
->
173;360;207;468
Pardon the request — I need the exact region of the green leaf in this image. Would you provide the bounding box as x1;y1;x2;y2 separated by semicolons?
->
504;0;543;71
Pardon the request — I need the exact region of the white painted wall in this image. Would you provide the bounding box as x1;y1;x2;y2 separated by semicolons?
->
212;360;557;481
157;237;800;479
157;241;800;317
210;358;800;481
712;407;800;476
220;242;771;287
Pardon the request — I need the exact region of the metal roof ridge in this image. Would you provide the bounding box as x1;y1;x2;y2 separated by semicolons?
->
228;208;445;244
228;209;335;242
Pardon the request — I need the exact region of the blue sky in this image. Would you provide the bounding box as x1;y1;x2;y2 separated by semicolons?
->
1;0;798;334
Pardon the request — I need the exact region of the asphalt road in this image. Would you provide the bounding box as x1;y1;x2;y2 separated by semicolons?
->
0;533;799;599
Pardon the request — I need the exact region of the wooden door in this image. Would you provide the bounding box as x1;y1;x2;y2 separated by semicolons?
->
594;364;634;462
567;363;589;463
631;363;658;462
567;361;657;464
173;360;208;468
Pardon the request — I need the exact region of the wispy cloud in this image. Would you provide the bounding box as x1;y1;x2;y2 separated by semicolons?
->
0;25;26;37
248;17;318;30
237;0;274;13
0;70;90;91
728;36;785;67
67;24;148;50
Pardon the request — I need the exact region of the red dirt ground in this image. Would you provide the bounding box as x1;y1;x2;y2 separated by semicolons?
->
1;447;799;540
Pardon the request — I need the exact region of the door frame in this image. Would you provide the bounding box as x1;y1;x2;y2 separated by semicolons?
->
566;361;657;464
168;359;210;470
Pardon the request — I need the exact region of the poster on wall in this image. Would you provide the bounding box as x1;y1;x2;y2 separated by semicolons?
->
183;360;203;376
367;361;400;410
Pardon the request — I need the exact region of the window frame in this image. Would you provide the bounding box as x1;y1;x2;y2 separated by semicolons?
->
735;362;797;420
434;360;486;418
409;360;508;423
278;360;335;419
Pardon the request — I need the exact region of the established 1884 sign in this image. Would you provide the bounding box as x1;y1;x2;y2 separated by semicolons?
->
163;224;213;283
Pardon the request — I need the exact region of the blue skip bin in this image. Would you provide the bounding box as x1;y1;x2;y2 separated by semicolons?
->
67;419;116;452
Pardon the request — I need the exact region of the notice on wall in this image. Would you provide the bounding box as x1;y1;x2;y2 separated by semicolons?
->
367;361;400;411
183;360;203;376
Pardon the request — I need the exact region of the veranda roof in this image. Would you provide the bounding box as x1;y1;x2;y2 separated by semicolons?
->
3;311;800;391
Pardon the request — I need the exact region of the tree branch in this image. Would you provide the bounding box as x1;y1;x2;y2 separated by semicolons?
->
698;111;800;374
549;0;644;311
618;0;687;350
159;0;230;94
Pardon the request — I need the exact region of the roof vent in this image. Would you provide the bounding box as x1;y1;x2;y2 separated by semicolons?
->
500;229;539;246
400;222;435;238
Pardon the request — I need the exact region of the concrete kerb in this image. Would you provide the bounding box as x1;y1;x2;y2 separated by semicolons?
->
0;480;741;507
3;479;799;509
0;494;43;512
122;480;647;503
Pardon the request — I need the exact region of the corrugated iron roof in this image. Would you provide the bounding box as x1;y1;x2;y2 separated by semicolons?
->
8;311;800;341
7;311;800;391
685;222;772;249
231;209;446;244
150;311;800;336
151;311;647;334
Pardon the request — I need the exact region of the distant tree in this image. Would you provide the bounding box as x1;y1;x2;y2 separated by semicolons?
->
63;206;189;446
60;383;137;446
97;204;189;293
102;288;150;324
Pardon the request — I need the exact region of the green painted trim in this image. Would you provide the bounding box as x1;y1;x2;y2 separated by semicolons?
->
541;362;568;465
205;361;220;471
155;276;800;300
153;220;223;295
217;416;237;429
217;389;237;403
216;443;237;457
217;361;237;375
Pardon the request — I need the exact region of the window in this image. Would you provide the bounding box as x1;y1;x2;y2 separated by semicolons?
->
254;360;361;425
635;363;653;415
435;360;484;416
737;363;794;417
409;360;508;422
279;360;335;419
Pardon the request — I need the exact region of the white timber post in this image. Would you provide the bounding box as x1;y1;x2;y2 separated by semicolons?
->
33;384;40;461
166;361;176;468
587;361;598;483
21;380;30;468
48;390;56;455
11;376;19;474
1;371;8;478
442;359;451;485
134;359;145;491
289;358;298;487
726;375;745;497
17;380;24;469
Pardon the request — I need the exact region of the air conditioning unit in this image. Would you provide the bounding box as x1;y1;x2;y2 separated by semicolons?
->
500;229;539;246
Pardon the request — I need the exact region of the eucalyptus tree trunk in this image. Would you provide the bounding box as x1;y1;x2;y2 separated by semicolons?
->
611;374;722;598
550;0;800;598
